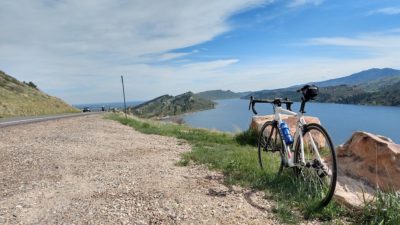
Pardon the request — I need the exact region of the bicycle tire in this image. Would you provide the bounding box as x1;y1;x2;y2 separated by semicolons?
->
294;123;337;208
258;121;284;175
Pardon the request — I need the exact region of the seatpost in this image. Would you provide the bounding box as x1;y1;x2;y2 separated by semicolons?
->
300;97;306;113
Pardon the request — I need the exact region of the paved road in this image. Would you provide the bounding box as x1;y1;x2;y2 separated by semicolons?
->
0;112;103;128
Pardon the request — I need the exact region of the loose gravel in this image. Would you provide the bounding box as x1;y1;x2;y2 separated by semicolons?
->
0;114;279;224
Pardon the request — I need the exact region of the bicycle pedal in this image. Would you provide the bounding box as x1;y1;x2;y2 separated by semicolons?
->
318;170;328;178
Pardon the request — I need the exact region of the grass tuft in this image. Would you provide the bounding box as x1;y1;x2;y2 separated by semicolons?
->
358;190;400;225
235;128;258;146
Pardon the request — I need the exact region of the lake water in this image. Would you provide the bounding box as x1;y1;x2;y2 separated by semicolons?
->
183;99;400;146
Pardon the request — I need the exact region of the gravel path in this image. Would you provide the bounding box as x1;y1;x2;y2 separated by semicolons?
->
0;114;279;224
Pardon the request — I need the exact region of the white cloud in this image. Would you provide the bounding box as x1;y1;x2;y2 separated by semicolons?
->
369;7;400;15
307;37;373;47
0;0;266;103
306;30;400;55
230;30;400;91
287;0;323;8
1;0;399;105
182;59;239;71
157;52;194;61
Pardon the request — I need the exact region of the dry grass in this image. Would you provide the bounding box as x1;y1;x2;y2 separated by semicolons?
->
0;70;79;118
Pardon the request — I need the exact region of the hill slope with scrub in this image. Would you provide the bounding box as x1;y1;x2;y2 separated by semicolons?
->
129;92;215;118
0;70;78;118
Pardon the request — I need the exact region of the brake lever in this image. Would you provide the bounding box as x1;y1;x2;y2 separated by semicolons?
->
286;103;292;111
248;96;253;111
251;102;258;115
284;97;292;111
248;96;258;115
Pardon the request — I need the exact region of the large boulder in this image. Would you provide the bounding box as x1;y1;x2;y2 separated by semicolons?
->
250;115;321;134
337;132;400;190
334;132;400;208
250;115;325;148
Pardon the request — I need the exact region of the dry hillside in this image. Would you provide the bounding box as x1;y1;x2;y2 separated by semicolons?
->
0;70;78;118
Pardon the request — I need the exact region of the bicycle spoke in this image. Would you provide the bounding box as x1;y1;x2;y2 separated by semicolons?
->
294;124;337;208
258;121;284;175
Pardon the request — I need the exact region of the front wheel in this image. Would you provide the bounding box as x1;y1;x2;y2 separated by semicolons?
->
258;121;284;175
294;123;337;208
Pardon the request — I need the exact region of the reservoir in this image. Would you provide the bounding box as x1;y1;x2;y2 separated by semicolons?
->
183;99;400;146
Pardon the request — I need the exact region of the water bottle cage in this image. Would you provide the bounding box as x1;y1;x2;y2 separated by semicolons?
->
280;122;293;145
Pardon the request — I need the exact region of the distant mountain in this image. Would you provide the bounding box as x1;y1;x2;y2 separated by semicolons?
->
359;75;400;92
243;68;400;106
129;92;215;118
313;68;400;87
195;90;243;100
348;79;400;106
245;68;400;98
0;70;79;118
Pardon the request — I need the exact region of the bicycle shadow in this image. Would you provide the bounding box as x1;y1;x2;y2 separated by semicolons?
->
243;190;269;211
204;175;271;212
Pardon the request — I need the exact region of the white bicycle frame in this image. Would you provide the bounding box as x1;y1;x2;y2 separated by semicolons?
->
272;105;323;167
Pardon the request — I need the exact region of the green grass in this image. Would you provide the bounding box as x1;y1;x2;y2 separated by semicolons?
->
108;114;399;224
358;191;400;225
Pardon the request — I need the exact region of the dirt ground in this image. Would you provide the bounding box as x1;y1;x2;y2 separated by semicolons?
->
0;114;281;224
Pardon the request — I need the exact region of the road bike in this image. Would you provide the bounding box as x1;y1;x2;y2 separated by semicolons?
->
248;85;337;208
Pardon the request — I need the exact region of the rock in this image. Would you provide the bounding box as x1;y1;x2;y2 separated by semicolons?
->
337;131;400;191
334;175;375;209
250;115;324;147
250;115;321;134
334;131;400;209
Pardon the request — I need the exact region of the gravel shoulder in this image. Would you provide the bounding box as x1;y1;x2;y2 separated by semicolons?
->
0;114;278;224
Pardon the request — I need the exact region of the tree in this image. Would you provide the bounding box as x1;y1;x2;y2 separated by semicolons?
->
24;81;38;89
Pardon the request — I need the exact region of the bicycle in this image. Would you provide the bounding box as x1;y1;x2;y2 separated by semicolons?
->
248;85;337;208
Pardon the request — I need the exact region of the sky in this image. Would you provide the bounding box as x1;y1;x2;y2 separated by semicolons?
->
1;0;400;104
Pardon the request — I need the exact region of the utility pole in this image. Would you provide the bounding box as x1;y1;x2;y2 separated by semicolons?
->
121;75;127;119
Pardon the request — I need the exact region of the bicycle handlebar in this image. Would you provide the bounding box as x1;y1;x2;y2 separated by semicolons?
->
248;96;293;115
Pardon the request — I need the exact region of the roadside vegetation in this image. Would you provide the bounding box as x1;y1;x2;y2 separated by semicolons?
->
0;70;79;118
108;113;400;225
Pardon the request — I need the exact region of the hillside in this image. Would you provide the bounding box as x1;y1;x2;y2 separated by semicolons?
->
314;68;400;87
195;90;242;100
0;70;79;118
243;68;400;106
246;68;400;96
129;92;215;118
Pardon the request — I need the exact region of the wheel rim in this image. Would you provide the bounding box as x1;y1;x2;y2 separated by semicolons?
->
258;122;284;175
295;125;336;207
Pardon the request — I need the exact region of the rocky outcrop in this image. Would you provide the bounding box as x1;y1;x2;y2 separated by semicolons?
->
337;132;400;190
129;92;215;118
250;115;321;134
334;132;400;208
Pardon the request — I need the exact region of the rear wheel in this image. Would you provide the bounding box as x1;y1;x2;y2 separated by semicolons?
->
258;121;284;175
294;123;337;208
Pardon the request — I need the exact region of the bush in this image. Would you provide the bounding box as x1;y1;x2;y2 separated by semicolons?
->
23;81;38;89
28;81;38;89
235;128;258;146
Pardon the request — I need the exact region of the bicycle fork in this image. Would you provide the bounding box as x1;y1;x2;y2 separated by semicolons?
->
283;145;295;167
